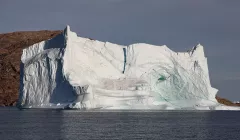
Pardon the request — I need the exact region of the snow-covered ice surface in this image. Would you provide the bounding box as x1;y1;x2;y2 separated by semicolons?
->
17;26;240;110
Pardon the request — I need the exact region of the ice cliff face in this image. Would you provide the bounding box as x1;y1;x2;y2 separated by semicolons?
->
18;26;237;110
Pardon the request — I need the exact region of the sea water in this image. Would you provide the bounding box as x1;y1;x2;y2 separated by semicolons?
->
0;107;240;140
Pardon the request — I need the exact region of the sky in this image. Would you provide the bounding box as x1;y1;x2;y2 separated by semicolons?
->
0;0;239;101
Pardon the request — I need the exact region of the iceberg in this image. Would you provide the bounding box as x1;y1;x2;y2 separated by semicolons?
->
17;26;240;110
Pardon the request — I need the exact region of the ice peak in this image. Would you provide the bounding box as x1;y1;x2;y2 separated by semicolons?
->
63;25;71;38
195;44;204;51
64;25;71;32
189;44;205;58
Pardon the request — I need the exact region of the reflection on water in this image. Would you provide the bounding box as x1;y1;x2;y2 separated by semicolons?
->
0;108;240;140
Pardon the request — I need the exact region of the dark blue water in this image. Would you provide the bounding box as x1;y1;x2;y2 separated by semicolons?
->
0;108;240;140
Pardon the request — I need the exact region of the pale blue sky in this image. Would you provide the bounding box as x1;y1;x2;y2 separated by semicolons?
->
0;0;239;100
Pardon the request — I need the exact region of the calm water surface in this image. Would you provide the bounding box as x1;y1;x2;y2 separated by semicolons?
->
0;107;240;140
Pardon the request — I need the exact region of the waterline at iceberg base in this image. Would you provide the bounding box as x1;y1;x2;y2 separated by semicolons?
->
17;26;240;110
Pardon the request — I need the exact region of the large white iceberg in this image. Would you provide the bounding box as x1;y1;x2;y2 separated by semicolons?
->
17;26;239;110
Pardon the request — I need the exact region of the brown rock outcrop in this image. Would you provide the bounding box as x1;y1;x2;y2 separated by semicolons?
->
215;96;240;106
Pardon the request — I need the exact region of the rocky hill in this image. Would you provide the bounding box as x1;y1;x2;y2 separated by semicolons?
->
0;30;239;107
